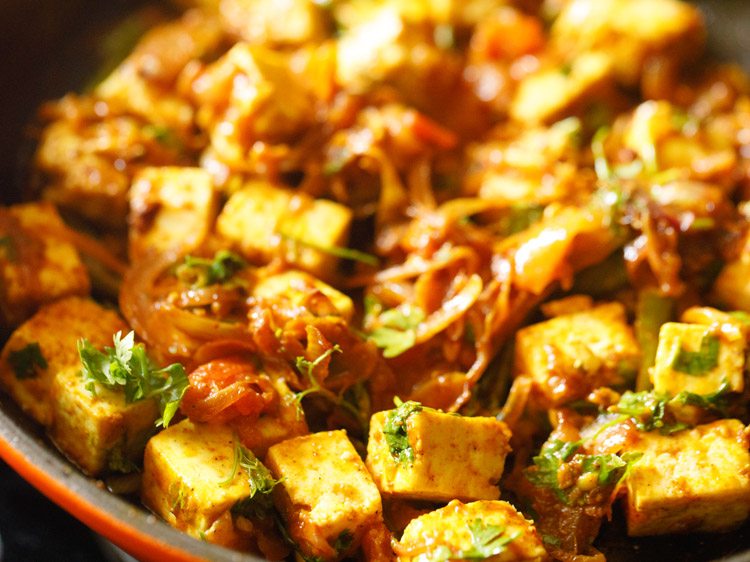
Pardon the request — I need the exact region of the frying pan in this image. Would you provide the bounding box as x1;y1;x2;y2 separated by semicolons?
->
1;1;750;561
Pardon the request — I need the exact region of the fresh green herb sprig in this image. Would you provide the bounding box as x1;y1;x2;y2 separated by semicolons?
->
525;439;641;505
610;384;731;434
383;398;423;465
78;331;188;427
292;345;369;432
225;443;280;520
365;297;426;358
8;342;48;380
175;250;247;288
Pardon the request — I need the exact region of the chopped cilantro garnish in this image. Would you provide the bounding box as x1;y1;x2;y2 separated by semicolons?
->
366;302;425;358
78;331;188;427
383;398;423;465
418;519;520;561
8;343;47;380
293;344;343;406
525;439;640;505
175;250;247;288
226;443;280;520
671;333;720;375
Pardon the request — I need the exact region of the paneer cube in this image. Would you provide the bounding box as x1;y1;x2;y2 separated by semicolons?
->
142;420;268;551
551;0;704;87
96;11;224;133
253;270;354;322
515;302;640;406
625;419;750;536
0;297;126;426
396;499;547;562
48;367;158;476
266;430;382;561
192;44;316;168
216;182;352;280
510;52;614;124
713;253;750;313
366;404;511;502
128;166;218;261
0;202;90;326
335;7;408;93
651;322;744;396
219;0;328;46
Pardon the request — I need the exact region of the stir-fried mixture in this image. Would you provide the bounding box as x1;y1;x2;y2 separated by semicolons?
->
3;0;750;560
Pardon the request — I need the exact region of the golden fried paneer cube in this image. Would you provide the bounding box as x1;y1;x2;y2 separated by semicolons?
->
220;0;328;46
335;6;409;93
713;255;750;313
0;297;126;426
625;419;750;536
266;430;382;561
142;420;273;552
128;166;218;261
35;96;184;229
551;0;704;87
515;302;640;406
192;43;316;168
96;10;224;134
253;270;354;322
216;182;352;280
651;322;744;396
48;367;158;476
397;499;548;562
0;202;90;326
510;52;614;124
366;404;511;502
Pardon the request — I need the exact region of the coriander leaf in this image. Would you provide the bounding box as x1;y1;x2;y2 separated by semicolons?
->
383;398;422;465
610;391;690;434
525;440;581;502
8;343;48;379
280;232;379;267
78;331;188;427
175;250;247;288
417;519;520;561
671;333;720;375
464;519;520;559
227;443;280;520
671;380;731;415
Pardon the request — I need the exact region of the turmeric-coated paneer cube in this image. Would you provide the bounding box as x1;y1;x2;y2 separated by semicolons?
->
128;166;218;261
0;202;90;326
551;0;704;87
515;302;640;406
49;367;158;476
266;430;382;561
651;322;744;396
366;402;511;502
510;52;614;124
220;0;328;46
625;419;750;536
142;419;288;556
253;270;354;322
216;182;352;280
396;499;548;562
0;297;126;426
